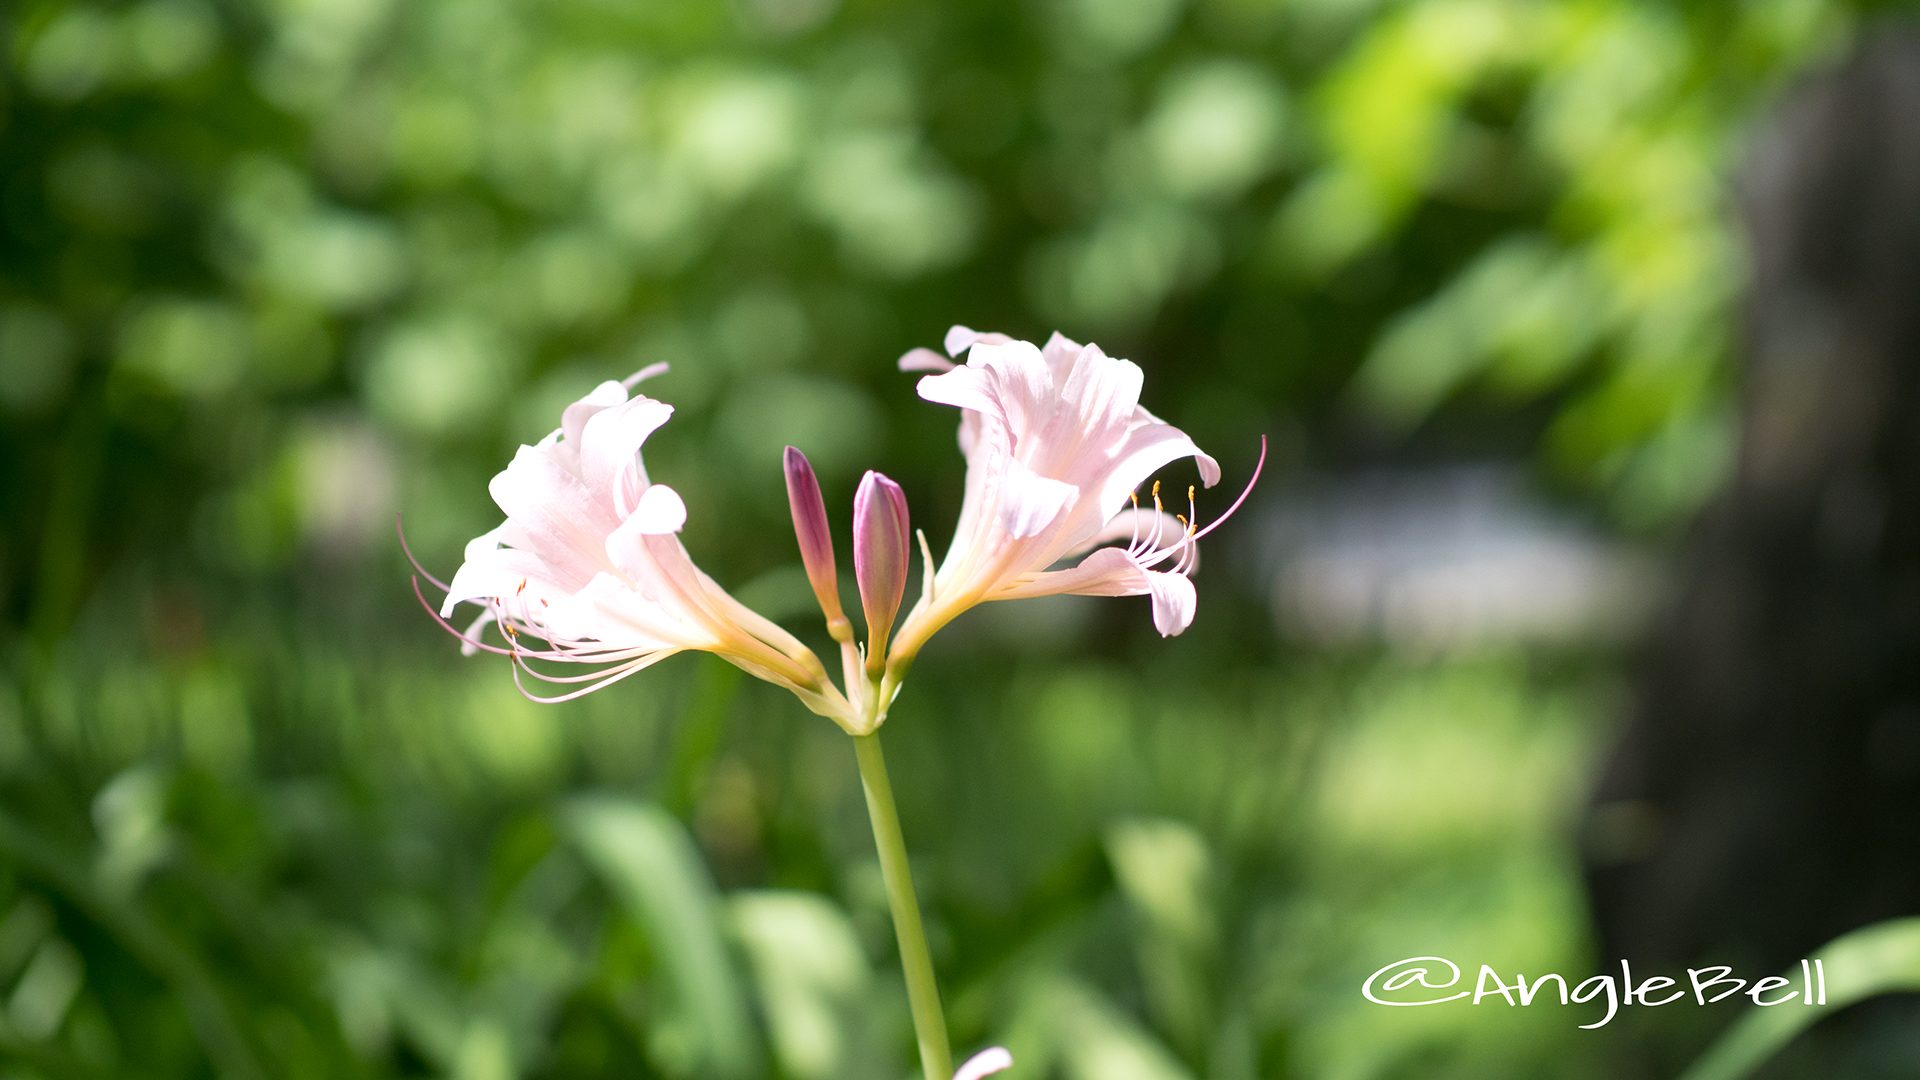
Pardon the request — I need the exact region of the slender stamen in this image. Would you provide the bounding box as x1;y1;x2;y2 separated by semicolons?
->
413;577;519;657
1175;531;1199;575
1188;435;1265;545
511;656;656;703
482;597;636;664
1126;434;1267;574
396;517;453;592
622;361;670;389
1139;508;1168;556
406;539;621;664
512;650;663;683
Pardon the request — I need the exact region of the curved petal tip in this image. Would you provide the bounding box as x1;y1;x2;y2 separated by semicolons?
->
954;1047;1014;1080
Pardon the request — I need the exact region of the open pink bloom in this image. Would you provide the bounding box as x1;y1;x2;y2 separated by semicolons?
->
892;327;1261;656
411;368;849;724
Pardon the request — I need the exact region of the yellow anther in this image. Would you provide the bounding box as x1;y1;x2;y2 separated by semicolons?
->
1152;480;1161;499
516;579;527;595
1129;491;1139;508
1177;513;1189;529
1188;485;1195;502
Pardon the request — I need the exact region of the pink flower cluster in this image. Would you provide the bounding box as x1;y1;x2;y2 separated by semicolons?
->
412;328;1260;734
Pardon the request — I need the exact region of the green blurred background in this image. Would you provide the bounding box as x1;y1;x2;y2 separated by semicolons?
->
0;0;1899;1076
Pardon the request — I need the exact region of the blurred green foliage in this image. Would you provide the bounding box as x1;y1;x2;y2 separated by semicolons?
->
0;0;1885;1076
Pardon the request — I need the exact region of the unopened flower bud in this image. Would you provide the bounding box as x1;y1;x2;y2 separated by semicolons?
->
853;470;910;675
784;447;849;640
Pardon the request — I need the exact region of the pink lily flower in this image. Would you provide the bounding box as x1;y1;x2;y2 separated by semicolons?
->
409;367;851;725
890;326;1263;665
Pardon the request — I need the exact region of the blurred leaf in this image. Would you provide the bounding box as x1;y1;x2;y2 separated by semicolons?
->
1681;917;1920;1080
1105;817;1216;1055
1353;236;1604;423
0;808;265;1079
1019;976;1196;1080
564;796;761;1079
731;890;873;1079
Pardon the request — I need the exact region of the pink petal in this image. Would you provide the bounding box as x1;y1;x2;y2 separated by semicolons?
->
488;445;620;583
916;365;998;415
944;325;1012;356
1057;341;1145;436
957;410;983;457
629;484;688;535
439;543;572;616
560;380;630;448
954;1047;1014;1080
555;571;697;647
578;395;674;493
602;489;692;592
1147;569;1197;636
996;546;1146;600
1094;423;1220;519
1039;331;1083;378
999;457;1078;540
966;340;1054;439
993;545;1198;635
898;347;955;373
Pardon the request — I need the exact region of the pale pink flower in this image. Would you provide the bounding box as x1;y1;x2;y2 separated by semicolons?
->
409;367;851;725
888;326;1262;664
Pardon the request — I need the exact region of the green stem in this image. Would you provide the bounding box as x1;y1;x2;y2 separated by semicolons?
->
853;732;952;1080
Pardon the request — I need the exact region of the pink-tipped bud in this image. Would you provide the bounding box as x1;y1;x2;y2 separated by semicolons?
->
784;447;849;640
853;470;910;675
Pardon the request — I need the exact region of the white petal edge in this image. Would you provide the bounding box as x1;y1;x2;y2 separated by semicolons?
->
559;380;631;447
899;347;956;373
954;1047;1014;1080
629;484;688;535
578;396;674;491
1038;331;1083;375
1147;569;1197;636
916;365;998;415
944;325;1012;356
